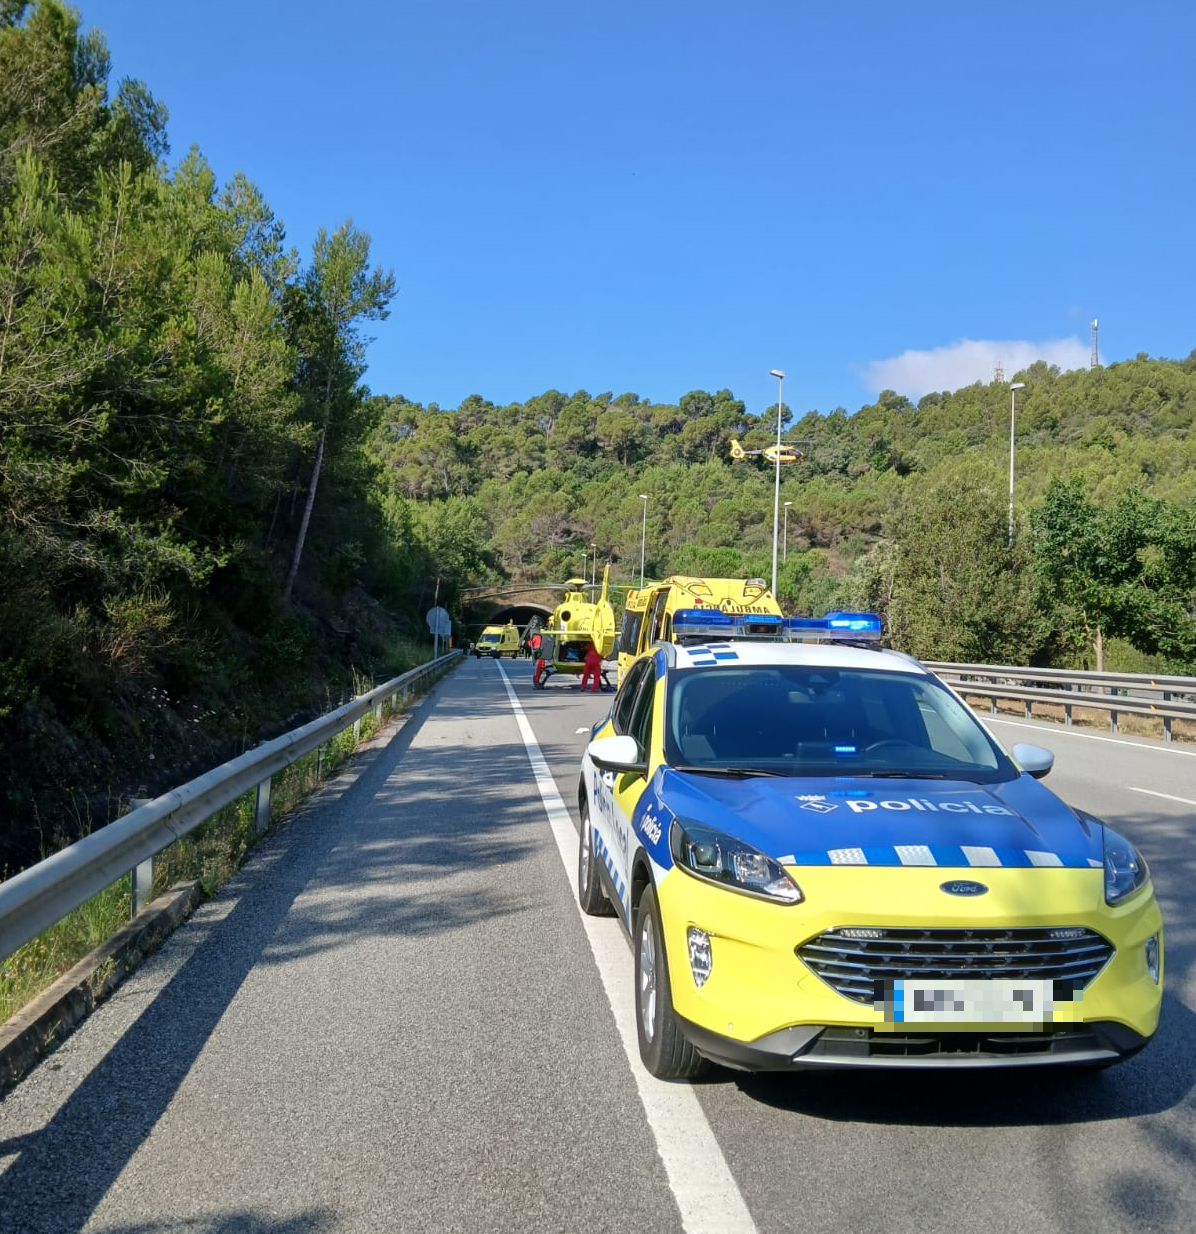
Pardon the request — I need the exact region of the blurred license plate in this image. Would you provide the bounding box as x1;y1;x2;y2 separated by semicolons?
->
891;979;1053;1024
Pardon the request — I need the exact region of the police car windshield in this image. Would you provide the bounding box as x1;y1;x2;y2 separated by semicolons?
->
665;664;1014;782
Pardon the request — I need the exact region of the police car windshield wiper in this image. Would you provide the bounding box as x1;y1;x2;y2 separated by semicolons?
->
672;764;786;778
851;770;953;779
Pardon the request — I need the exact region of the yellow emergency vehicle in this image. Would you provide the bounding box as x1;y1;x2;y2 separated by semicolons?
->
473;621;521;658
532;568;618;688
615;576;783;682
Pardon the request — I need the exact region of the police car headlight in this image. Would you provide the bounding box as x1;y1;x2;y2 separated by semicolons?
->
670;820;803;904
1100;822;1150;906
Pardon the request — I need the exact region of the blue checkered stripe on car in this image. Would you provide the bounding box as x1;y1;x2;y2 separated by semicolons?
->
780;843;1103;869
592;825;627;909
684;642;741;666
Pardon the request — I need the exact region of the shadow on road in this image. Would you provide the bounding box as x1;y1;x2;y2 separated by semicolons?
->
0;668;555;1234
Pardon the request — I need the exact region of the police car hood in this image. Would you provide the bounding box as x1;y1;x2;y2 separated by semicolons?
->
656;769;1103;870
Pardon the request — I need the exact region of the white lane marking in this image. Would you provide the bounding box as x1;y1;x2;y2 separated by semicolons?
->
986;717;1196;758
498;666;758;1234
1128;787;1196;807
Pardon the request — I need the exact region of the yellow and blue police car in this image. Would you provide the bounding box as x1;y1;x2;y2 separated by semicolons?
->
577;609;1164;1078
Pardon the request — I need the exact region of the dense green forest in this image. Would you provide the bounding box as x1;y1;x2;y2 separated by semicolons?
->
2;2;1194;874
378;360;1196;674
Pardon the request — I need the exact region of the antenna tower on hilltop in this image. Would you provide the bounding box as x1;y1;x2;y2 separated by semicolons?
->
994;359;1004;383
1091;319;1100;369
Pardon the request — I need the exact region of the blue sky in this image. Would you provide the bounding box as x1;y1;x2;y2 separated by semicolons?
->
79;0;1195;421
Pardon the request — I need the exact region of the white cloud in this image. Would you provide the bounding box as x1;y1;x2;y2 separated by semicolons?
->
862;337;1091;399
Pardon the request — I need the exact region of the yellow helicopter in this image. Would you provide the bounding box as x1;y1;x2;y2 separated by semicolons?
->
729;438;806;464
532;566;618;689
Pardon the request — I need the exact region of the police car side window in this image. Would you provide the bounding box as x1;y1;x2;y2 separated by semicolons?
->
629;667;656;753
613;659;651;735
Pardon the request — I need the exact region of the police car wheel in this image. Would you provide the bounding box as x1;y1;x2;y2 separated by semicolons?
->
634;885;707;1079
578;802;615;917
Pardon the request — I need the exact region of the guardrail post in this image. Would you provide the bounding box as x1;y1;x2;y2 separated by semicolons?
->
129;798;153;916
132;859;154;915
255;776;272;834
1110;687;1119;734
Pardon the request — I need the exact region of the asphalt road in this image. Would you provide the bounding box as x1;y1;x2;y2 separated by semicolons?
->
0;658;1192;1234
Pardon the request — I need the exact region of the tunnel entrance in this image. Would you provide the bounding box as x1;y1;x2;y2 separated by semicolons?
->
459;602;553;645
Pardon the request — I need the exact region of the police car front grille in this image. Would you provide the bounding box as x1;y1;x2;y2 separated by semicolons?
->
797;926;1114;1004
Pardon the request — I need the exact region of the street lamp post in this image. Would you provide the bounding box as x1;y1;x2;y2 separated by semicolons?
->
1008;382;1026;547
783;500;793;562
638;495;648;588
591;542;597;587
768;369;785;596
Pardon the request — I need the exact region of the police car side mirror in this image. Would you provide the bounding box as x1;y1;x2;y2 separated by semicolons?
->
1012;742;1054;780
587;734;647;775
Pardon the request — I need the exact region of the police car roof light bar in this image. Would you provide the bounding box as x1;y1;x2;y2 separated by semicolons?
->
673;608;786;643
671;608;736;641
672;608;882;644
783;612;883;642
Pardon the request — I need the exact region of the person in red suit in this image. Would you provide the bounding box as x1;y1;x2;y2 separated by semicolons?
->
579;640;604;693
532;633;553;685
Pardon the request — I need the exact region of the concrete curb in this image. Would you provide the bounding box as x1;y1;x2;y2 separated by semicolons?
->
0;881;204;1096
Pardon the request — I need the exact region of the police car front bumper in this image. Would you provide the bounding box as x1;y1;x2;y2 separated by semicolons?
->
677;1015;1150;1071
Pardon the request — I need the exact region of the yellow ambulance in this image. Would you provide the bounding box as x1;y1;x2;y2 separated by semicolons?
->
615;576;783;682
473;622;521;658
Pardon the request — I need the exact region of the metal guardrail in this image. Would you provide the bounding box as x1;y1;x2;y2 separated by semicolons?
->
0;652;462;964
925;662;1196;741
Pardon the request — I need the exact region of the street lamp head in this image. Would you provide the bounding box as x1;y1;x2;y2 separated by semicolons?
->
639;494;648;501
769;369;785;379
784;500;792;508
1011;382;1026;391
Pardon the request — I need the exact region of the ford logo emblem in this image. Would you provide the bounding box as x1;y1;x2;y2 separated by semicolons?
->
941;880;988;897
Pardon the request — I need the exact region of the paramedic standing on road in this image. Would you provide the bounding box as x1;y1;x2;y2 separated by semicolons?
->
580;640;603;693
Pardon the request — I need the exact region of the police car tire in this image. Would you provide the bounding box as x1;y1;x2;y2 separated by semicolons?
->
634;885;707;1079
578;803;615;917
